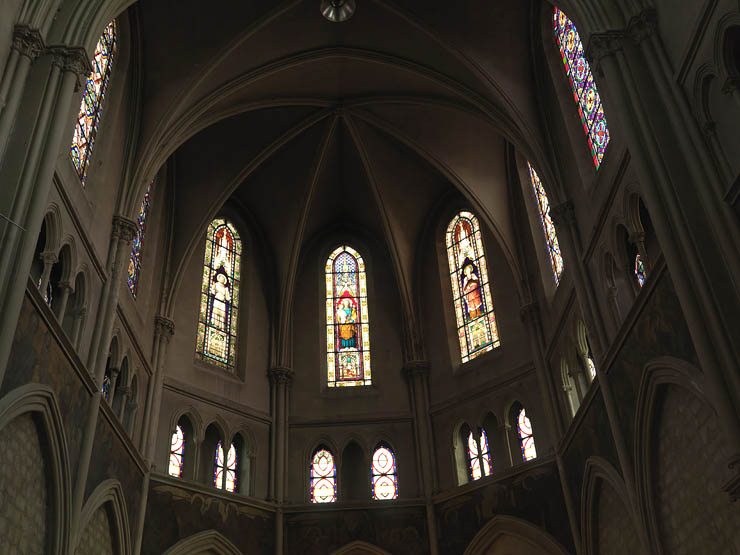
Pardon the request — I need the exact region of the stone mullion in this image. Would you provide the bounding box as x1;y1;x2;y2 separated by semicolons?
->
116;386;131;420
143;316;175;460
37;251;58;301
53;280;73;321
268;366;293;555
107;367;120;405
71;306;86;348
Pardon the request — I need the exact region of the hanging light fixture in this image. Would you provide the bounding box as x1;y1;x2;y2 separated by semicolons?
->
320;0;356;22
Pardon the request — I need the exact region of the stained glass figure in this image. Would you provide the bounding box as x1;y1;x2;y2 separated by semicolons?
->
310;448;336;503
446;212;500;363
371;445;398;500
517;408;537;461
527;163;564;283
553;8;610;169
214;441;237;492
635;253;646;288
325;246;371;387
467;429;492;481
127;183;152;297
70;20;117;185
168;425;185;478
196;219;241;370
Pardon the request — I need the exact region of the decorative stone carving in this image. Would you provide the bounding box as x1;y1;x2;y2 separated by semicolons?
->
46;45;91;91
40;250;58;266
628;231;645;245
586;31;624;76
550;200;576;228
154;315;175;339
12;25;44;60
722;77;740;96
112;215;138;244
723;455;740;502
268;366;294;386
628;9;657;45
401;360;430;381
519;302;540;324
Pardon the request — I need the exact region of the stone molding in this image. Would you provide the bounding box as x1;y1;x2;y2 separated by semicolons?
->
401;360;430;380
519;302;540;324
154;315;175;339
586;31;624;75
268;366;294;386
627;9;658;45
112;215;139;244
40;250;58;265
628;231;645;245
12;24;44;60
46;45;91;91
722;77;740;96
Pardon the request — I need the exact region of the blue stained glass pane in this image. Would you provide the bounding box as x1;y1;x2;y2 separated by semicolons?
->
127;183;153;297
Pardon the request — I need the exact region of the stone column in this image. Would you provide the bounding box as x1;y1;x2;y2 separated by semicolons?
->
71;306;86;349
107;367;120;405
37;251;58;303
53;280;73;321
143;316;175;461
116;386;131;420
268;366;293;555
496;423;514;468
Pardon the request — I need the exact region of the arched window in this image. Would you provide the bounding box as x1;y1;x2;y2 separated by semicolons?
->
213;440;237;492
127;183;153;297
70;20;117;185
196;219;241;370
586;355;597;381
310;447;336;503
526;163;563;283
168;425;185;478
371;444;398;500
634;254;646;288
516;407;537;462
553;8;610;169
325;246;371;387
446;211;500;362
466;429;492;481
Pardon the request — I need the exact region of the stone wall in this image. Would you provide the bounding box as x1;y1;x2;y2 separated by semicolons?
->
75;505;115;555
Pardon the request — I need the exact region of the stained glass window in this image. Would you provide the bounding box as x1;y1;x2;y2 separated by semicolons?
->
168;425;185;478
446;212;500;363
127;183;152;297
553;8;610;169
325;246;371;387
635;254;646;288
466;429;492;481
527;163;564;283
587;355;597;380
70;20;117;185
213;441;237;492
371;445;398;500
517;408;537;462
196;219;241;370
101;373;111;401
310;448;336;503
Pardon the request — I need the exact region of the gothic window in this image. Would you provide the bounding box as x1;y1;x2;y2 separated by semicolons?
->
527;163;564;283
127;183;152;297
310;447;336;503
516;407;537;462
70;20;117;185
168;425;185;478
586;355;597;380
467;429;492;480
371;444;398;500
446;211;500;363
553;8;610;169
196;219;241;370
634;254;646;288
213;441;237;492
325;246;371;387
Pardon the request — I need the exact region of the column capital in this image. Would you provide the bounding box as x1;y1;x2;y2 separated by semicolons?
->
722;77;740;96
586;31;624;75
268;366;294;385
109;366;120;378
12;24;44;60
628;231;645;245
46;45;91;90
550;200;576;227
40;250;58;265
701;120;717;138
627;9;658;45
401;360;431;380
519;302;540;324
116;385;131;396
58;280;74;291
127;400;138;410
112;215;139;244
154;315;175;339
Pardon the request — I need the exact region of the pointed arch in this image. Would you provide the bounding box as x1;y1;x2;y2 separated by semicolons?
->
127;182;153;297
510;402;537;462
526;163;563;283
74;479;131;555
331;540;392;555
325;245;371;387
371;443;398;500
445;211;500;363
310;445;337;503
162;530;241;555
466;427;492;481
464;515;570;555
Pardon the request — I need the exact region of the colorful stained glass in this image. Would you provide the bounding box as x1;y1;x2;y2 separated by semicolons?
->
168;425;185;478
527;163;564;283
70;21;117;185
101;373;111;401
196;219;241;370
325;246;371;387
372;445;398;500
310;448;336;503
553;8;610;169
517;408;537;462
214;441;237;492
635;253;646;288
479;429;492;477
467;429;492;481
446;212;500;363
127;183;152;297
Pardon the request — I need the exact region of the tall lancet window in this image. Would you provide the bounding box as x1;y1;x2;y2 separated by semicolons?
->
553;8;610;169
325;245;371;387
168;425;185;478
196;219;241;370
516;407;537;462
527;163;563;283
467;429;492;481
310;447;337;503
70;20;117;185
213;441;237;492
127;183;152;297
446;212;500;363
371;444;399;500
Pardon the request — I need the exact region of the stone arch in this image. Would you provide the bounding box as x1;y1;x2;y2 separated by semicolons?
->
452;419;473;485
331;540;392;555
162;529;241;555
464;514;570;555
713;13;740;83
74;478;131;555
0;384;71;554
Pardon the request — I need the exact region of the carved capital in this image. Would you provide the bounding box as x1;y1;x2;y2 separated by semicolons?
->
401;360;431;381
519;302;540;324
76;306;88;317
701;120;717;138
586;31;624;75
46;45;91;90
40;250;58;266
117;385;131;396
628;9;657;45
127;400;138;410
550;200;576;228
109;366;120;378
722;77;740;96
628;231;645;245
154;315;175;339
112;215;139;244
58;280;74;291
12;24;44;60
268;366;295;386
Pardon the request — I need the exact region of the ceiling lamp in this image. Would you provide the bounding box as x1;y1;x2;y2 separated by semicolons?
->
321;0;356;22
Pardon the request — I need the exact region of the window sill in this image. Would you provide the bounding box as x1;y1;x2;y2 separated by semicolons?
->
193;357;244;383
452;344;505;377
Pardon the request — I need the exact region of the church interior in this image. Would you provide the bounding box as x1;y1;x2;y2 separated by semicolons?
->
1;0;740;553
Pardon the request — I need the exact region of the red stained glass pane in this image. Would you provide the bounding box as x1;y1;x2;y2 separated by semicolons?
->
168;425;184;478
310;448;336;503
372;446;398;500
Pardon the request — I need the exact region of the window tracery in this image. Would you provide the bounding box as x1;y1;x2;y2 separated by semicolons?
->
310;448;336;503
371;444;398;500
127;183;152;297
467;429;492;480
527;163;563;283
214;440;237;492
168;425;185;478
516;407;537;461
635;253;647;288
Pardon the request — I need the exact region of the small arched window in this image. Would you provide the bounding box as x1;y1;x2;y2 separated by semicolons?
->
466;429;492;480
371;444;398;500
325;246;371;387
516;407;537;462
634;254;646;288
526;163;563;283
446;211;500;363
310;447;337;503
168;425;185;478
127;183;153;297
213;440;237;492
196;218;242;370
553;8;610;169
70;20;117;185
